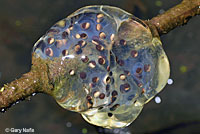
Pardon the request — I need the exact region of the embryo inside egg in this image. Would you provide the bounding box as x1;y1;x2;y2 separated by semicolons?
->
33;5;170;128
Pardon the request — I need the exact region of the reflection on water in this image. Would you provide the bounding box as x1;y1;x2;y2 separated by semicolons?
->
167;78;173;85
0;0;200;133
154;96;161;104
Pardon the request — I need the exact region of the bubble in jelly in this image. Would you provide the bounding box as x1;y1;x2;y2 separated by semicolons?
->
32;5;170;128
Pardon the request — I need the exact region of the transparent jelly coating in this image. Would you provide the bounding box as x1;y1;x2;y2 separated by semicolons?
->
32;5;170;128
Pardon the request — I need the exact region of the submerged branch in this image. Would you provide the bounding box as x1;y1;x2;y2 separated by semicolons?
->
0;56;53;111
147;0;200;35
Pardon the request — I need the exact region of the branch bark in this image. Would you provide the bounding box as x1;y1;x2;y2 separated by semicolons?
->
147;0;200;36
0;56;53;111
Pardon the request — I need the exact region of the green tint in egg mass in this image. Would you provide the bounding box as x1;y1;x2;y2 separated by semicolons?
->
33;5;170;128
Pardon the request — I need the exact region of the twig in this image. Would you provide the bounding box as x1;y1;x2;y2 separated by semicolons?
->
147;0;200;35
0;56;53;111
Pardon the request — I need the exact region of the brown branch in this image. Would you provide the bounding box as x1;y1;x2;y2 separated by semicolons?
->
147;0;200;35
0;56;53;111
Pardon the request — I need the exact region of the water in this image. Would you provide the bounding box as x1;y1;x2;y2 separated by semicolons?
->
0;0;200;133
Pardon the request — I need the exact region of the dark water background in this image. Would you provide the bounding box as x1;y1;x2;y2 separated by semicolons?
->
0;0;200;133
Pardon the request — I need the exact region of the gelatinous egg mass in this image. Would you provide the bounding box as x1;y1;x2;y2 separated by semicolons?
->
33;5;170;128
